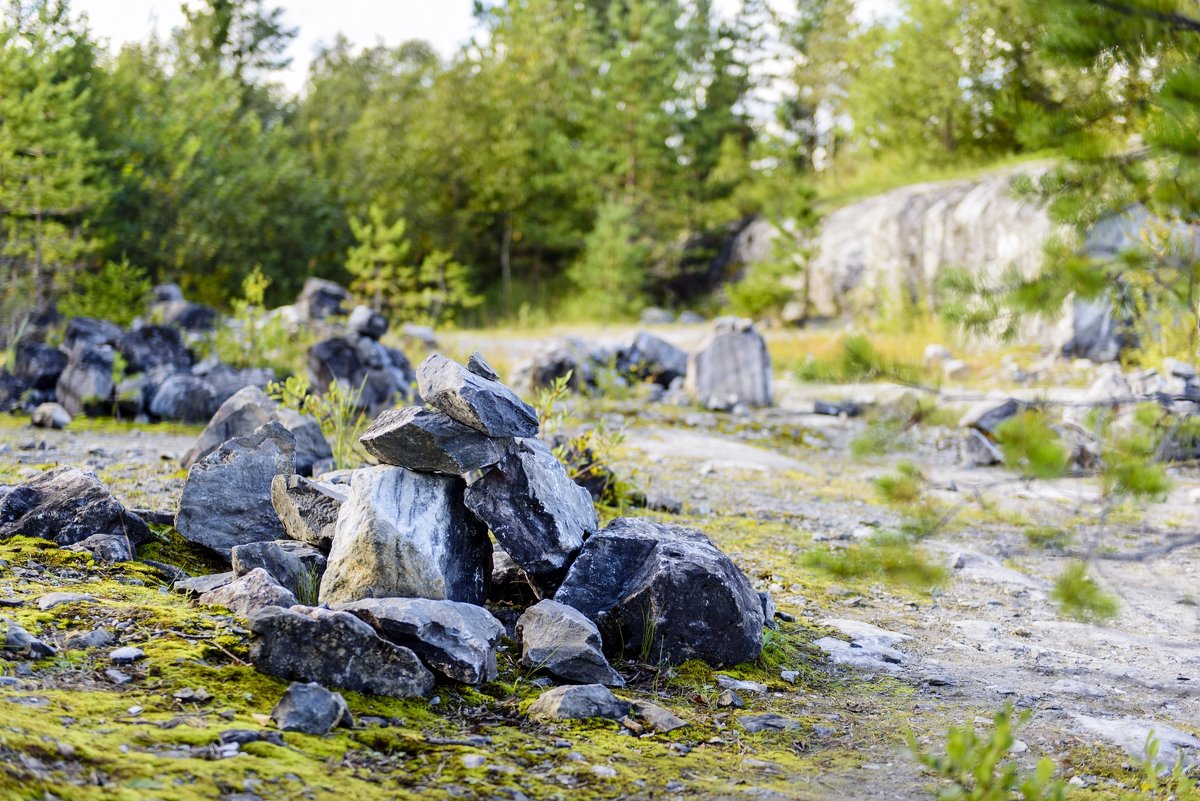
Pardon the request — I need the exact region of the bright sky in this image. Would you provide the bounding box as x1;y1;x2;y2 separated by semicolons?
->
72;0;482;92
72;0;775;95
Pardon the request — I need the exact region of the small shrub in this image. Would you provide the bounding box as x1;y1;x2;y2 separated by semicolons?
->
795;334;925;385
269;375;368;470
58;258;151;327
910;704;1066;801
1023;526;1071;551
802;531;947;589
874;461;926;505
851;417;913;458
1051;561;1119;623
995;411;1069;480
207;267;306;374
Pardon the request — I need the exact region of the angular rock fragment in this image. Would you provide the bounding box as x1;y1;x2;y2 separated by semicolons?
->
466;351;500;382
65;532;132;563
554;518;764;666
63;317;121;350
464;437;595;592
319;466;490;606
13;339;67;391
148;374;215;422
175;422;296;557
64;628;114;650
31;402;70;429
56;343;115;417
232;540;327;600
271;682;353;734
517;600;624;686
959;398;1021;436
250;605;435;697
360;407;509;475
198;568;298;616
339;597;504;684
417;354;539;438
738;714;802;733
630;701;688;732
307;336;413;417
270;474;345;551
527;684;630;721
347;305;388;340
173;572;234;597
685;317;772;410
182;386;330;476
37;592;96;611
489;548;537;605
0;466;152;547
619;331;687;387
3;617;55;658
295;277;349;322
117;325;192;374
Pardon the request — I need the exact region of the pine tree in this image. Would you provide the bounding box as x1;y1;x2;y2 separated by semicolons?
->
0;0;103;318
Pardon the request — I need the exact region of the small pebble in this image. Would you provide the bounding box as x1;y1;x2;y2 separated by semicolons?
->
110;647;145;664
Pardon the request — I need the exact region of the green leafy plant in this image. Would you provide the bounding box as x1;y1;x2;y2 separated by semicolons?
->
994;412;1069;480
208;267;305;374
803;531;947;590
269;375;368;470
851;416;913;458
910;705;1065;801
795;334;924;385
1124;733;1199;800
1023;526;1072;552
57;258;151;327
1051;561;1119;623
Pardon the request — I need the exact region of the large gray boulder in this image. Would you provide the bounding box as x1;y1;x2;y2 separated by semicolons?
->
307;336;414;417
181;386;330;476
318;466;491;606
685;317;772;410
463;438;596;593
360;407;509;475
117;325;192;374
56;343;115;417
0;466;152;547
175;422;296;558
554;518;764;667
417;354;539;438
528;684;630;721
13;338;67;391
620;331;688;387
63;317;120;350
517;600;624;686
148;374;215;422
232;540;327;600
339;598;504;684
197;568;298;616
271;682;353;734
270;474;346;550
250;604;435;698
295;277;350;322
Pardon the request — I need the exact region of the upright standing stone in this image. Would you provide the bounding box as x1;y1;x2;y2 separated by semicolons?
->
417;354;539;437
318;465;491;606
175;422;296;558
463;437;596;593
685;317;772;410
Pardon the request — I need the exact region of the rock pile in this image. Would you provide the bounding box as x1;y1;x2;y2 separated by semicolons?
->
308;304;415;417
511;318;772;412
168;352;765;703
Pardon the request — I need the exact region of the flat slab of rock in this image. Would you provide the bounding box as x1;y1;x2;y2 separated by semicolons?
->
174;572;234;597
319;466;490;606
631;700;688;733
528;684;630;721
417;354;539;438
554;517;764;667
739;714;802;734
0;466;152;547
198;568;298;616
464;437;596;592
338;597;504;684
271;682;353;734
685;317;772;410
271;474;345;550
360;407;509;475
175;422;296;558
250;605;434;698
517;600;623;686
37;592;97;611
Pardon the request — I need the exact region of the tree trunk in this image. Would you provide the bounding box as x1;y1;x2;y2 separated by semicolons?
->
501;213;513;318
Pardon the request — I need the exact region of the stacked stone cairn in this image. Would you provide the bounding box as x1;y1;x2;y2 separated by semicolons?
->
170;351;767;717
